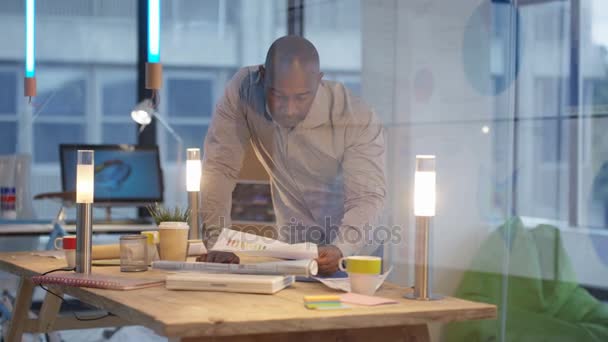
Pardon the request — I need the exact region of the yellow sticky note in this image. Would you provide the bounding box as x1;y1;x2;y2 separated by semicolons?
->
303;295;341;303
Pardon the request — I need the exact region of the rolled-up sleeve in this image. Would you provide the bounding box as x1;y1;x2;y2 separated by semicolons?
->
201;69;251;248
332;106;386;257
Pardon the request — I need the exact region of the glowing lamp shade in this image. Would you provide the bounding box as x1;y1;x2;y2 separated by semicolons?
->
25;0;35;77
186;148;201;192
147;0;160;63
76;150;94;204
414;155;436;217
131;105;153;126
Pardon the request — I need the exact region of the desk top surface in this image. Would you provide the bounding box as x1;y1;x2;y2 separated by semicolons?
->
0;252;496;338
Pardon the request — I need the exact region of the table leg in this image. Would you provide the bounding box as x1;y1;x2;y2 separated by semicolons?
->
179;324;431;342
36;285;63;332
5;277;34;342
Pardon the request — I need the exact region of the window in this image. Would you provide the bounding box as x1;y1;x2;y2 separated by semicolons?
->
22;0;137;218
34;123;85;163
166;124;209;161
102;78;136;116
305;0;361;102
533;77;569;119
149;0;285;208
160;71;217;162
0;68;17;155
0;0;285;218
512;0;571;222
169;0;221;24
581;0;608;230
168;78;214;118
0;121;17;155
36;78;86;116
0;71;17;114
305;0;360;31
102;123;136;145
533;2;568;42
532;77;570;164
100;70;137;145
33;68;88;163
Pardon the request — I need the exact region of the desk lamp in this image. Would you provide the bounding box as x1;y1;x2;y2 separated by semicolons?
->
131;99;184;195
75;150;94;274
186;148;201;239
405;155;442;300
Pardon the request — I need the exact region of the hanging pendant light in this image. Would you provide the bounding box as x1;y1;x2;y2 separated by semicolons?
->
24;0;36;99
146;0;162;92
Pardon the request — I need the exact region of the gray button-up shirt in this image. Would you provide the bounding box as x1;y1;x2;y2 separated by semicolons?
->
201;66;386;256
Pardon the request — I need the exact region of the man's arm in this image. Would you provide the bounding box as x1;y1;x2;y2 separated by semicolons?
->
202;69;251;249
332;104;386;257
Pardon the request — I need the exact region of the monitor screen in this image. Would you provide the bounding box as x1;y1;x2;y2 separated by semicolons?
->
60;144;164;204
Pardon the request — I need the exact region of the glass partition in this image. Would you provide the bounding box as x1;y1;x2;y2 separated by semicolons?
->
0;0;606;340
156;0;286;210
304;0;607;341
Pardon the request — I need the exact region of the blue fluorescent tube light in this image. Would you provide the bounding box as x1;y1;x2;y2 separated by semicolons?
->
148;0;160;63
25;0;35;77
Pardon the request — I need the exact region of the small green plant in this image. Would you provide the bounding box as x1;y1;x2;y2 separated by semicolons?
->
146;203;190;225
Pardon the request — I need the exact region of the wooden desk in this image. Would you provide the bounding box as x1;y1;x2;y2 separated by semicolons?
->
0;252;496;342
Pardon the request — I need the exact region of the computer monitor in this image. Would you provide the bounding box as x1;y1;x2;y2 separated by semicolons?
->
60;144;164;205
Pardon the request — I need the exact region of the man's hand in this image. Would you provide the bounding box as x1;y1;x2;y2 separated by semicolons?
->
316;245;343;276
196;251;240;264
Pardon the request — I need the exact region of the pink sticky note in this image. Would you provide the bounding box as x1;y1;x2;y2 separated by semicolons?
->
340;292;399;306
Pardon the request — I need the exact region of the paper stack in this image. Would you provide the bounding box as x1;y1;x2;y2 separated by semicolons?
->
153;259;318;277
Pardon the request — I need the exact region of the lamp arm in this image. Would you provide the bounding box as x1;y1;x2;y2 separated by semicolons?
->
150;111;183;146
149;110;186;195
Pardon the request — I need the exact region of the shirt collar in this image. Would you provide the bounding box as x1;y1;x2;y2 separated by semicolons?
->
297;82;329;130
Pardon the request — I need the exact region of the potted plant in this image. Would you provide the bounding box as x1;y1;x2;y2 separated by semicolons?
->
147;203;191;261
147;203;190;226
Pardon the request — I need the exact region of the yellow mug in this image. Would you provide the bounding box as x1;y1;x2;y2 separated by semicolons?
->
338;256;382;275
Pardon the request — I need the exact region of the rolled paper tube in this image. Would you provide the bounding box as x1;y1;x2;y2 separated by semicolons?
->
91;244;121;260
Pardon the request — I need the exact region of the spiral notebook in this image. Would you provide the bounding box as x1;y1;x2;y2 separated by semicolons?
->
32;272;165;291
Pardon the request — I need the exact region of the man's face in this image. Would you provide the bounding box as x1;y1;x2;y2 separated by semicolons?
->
263;64;321;129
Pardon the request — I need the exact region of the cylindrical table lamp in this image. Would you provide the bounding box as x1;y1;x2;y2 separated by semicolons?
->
187;148;201;240
405;155;442;300
75;150;94;274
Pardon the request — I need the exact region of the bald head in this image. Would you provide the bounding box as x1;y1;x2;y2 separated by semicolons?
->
261;36;324;128
264;36;320;78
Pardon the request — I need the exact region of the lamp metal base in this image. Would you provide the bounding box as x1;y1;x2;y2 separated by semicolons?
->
403;293;444;301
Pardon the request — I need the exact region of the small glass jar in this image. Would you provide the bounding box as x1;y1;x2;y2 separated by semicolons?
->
120;235;148;272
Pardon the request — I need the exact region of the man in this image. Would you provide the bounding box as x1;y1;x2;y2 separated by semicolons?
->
199;36;386;275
